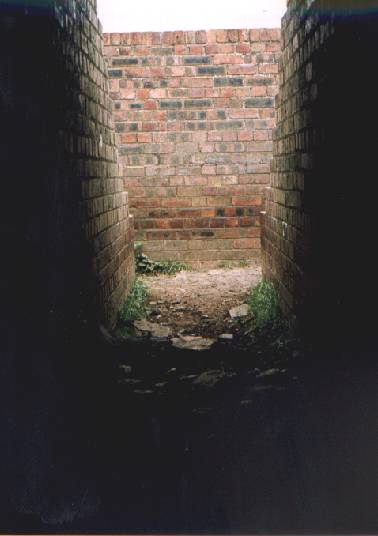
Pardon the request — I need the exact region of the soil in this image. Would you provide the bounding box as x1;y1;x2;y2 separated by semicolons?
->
140;265;262;338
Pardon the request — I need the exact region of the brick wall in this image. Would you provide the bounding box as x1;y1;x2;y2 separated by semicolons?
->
103;29;280;265
262;0;378;342
1;0;134;338
53;0;135;330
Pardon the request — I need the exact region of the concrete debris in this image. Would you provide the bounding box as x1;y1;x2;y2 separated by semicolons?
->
229;304;249;318
179;374;198;381
193;369;226;388
256;368;281;378
218;333;233;341
119;365;132;374
171;334;215;351
133;319;172;340
117;378;142;385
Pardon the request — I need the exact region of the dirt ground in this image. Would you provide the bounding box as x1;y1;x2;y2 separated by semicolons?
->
140;265;262;338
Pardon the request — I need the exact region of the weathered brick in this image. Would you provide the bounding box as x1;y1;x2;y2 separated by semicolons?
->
214;54;244;64
108;69;123;77
215;121;243;130
112;58;138;65
119;145;143;155
197;66;226;75
195;30;207;44
184;56;211;65
184;99;212;108
159;100;183;109
214;77;243;87
245;97;275;108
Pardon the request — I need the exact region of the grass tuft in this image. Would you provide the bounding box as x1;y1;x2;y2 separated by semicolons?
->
135;243;190;275
246;280;281;331
118;278;148;324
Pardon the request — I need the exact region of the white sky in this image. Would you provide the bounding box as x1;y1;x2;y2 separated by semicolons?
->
98;0;287;33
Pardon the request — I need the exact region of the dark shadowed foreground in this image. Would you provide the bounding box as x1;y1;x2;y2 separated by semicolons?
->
1;333;377;534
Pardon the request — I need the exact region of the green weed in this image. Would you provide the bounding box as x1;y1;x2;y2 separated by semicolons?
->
118;278;148;324
135;243;189;275
217;261;233;269
247;280;281;331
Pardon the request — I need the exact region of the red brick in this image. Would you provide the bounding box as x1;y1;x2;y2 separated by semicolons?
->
216;30;228;43
259;63;279;74
238;131;254;141
233;238;260;249
214;54;244;64
175;45;188;55
161;198;191;208
120;133;137;143
250;29;260;42
207;30;217;44
195;30;207;44
227;30;239;43
228;64;258;75
251;85;267;96
236;43;250;54
232;196;262;206
210;218;226;228
145;100;157;110
189;45;205;54
202;165;217;175
189;88;206;98
225;218;239;228
137;89;150;99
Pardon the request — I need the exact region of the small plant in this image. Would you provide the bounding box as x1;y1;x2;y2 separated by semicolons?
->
247;280;281;331
239;260;249;268
135;243;189;275
118;278;148;324
218;260;233;269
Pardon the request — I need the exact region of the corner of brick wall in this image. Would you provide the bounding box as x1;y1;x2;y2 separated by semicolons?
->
261;2;319;321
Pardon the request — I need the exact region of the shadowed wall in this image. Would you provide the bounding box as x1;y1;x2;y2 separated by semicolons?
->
262;0;378;344
0;0;134;523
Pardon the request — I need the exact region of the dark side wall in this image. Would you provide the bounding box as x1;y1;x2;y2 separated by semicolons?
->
262;0;378;345
0;0;134;338
0;0;134;524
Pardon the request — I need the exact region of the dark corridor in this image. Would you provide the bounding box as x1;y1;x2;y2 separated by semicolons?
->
1;0;378;533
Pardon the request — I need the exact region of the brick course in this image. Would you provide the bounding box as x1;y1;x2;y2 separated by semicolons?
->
103;29;280;264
